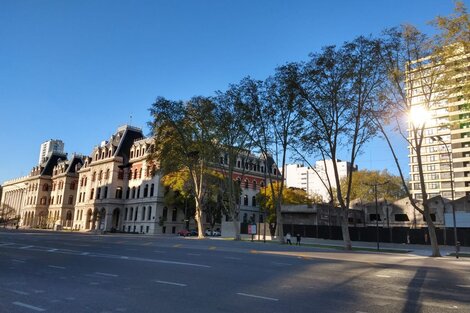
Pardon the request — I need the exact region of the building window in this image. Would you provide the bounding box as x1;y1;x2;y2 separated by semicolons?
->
172;208;177;221
42;184;49;191
105;169;110;180
150;184;155;197
118;169;124;180
68;196;74;205
103;186;108;199
144;184;148;197
115;187;123;199
132;187;136;199
142;207;146;220
244;179;249;189
98;170;103;181
134;169;138;180
124;208;128;221
134;207;138;221
243;195;248;206
163;207;168;220
252;196;256;207
126;188;130;199
70;182;76;190
129;207;133;220
137;186;140;198
252;180;257;190
148;206;152;220
92;172;96;182
90;188;94;200
394;214;410;222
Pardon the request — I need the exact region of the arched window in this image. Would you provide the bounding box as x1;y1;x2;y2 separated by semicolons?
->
144;184;148;197
84;177;87;186
244;179;249;189
253;180;257;190
129;207;133;220
126;188;130;199
132;187;136;199
252;196;256;207
134;169;138;180
105;169;110;180
243;195;248;206
150;184;155;197
68;195;74;205
70;181;76;190
42;183;49;191
118;169;124;180
104;186;108;199
148;206;152;220
142;207;146;220
98;170;103;181
139;168;142;179
162;207;168;220
134;207;138;221
130;151;134;158
92;172;96;182
260;181;265;188
90;188;94;200
137;186;140;198
124;208;128;221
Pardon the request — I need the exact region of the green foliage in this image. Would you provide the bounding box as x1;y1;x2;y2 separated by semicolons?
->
340;169;406;203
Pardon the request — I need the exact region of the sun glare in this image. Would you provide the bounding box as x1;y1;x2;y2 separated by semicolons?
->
409;105;431;127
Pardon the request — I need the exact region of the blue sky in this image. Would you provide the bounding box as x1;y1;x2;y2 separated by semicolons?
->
0;0;458;183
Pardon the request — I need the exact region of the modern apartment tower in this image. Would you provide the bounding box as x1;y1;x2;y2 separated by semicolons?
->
38;139;64;165
408;47;470;200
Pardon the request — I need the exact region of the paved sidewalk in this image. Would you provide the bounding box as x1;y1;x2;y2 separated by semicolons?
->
297;237;470;257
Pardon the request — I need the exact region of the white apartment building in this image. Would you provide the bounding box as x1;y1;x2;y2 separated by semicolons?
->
408;47;470;200
284;160;355;202
38;139;64;165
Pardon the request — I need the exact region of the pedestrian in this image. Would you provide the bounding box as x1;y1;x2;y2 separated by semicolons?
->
285;233;292;245
296;233;301;245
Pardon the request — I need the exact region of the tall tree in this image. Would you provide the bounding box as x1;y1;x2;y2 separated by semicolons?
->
213;80;254;240
340;169;406;202
297;36;386;250
149;96;218;238
377;25;445;256
264;63;305;243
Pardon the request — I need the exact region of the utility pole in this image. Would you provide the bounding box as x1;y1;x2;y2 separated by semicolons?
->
365;181;389;251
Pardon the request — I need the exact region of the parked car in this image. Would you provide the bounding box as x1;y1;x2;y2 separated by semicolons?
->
189;229;198;236
204;229;213;236
177;229;191;237
211;230;221;236
205;229;221;236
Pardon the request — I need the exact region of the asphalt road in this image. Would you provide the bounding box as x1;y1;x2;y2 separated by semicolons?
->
1;229;469;313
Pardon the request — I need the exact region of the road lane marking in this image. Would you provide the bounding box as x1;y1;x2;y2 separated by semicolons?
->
10;289;30;295
47;248;58;252
154;280;187;287
94;272;119;277
272;262;292;266
224;256;242;260
153;250;166;253
376;275;391;278
48;265;66;270
209;246;216;250
457;285;470;288
120;256;129;259
173;244;182;248
187;253;201;256
0;242;14;246
12;259;26;263
236;293;279;301
142;242;153;246
81;252;90;255
20;245;34;249
12;302;45;312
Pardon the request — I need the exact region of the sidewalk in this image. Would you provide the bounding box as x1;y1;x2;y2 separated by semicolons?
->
298;237;470;257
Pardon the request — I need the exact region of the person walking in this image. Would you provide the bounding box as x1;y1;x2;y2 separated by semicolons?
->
285;233;292;245
296;233;301;245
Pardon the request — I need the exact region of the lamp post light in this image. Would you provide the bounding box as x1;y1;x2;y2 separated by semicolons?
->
431;135;458;258
365;181;389;251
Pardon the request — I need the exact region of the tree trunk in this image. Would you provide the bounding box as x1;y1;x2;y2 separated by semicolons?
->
232;218;241;241
341;209;352;250
423;202;441;257
194;199;204;238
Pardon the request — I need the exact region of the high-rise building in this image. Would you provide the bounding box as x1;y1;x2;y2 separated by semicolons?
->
284;160;356;202
38;140;64;164
408;47;469;200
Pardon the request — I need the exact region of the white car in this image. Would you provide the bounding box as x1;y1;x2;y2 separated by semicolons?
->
205;229;221;236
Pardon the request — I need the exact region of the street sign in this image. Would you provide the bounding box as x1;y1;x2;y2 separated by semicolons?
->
248;224;257;235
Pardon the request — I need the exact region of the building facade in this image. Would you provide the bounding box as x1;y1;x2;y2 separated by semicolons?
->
1;125;280;236
284;160;356;202
408;48;470;200
38;139;64;165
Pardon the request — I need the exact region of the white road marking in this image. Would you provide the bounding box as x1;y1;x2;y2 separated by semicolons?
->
48;265;66;270
120;256;129;259
224;256;242;260
457;285;470;288
237;292;279;301
12;302;45;312
10;289;29;295
271;262;292;266
0;242;14;246
47;249;58;252
11;259;26;263
81;252;90;255
94;272;118;277
154;280;187;287
20;245;33;249
376;275;391;278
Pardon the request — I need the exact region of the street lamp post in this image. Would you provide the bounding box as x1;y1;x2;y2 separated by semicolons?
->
431;135;458;258
365;181;389;251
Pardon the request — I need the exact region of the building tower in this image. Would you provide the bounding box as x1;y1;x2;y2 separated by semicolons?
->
408;47;469;200
38;140;64;165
